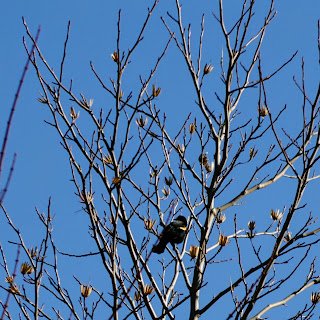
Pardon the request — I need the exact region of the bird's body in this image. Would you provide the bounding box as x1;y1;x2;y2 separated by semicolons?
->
152;216;187;254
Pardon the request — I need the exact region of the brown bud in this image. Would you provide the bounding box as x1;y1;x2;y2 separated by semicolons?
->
5;276;13;284
38;97;47;104
149;131;158;138
150;168;157;179
177;143;185;153
70;106;80;120
9;284;20;294
80;93;93;108
284;231;292;242
205;162;214;173
28;247;38;259
134;291;141;301
79;191;94;204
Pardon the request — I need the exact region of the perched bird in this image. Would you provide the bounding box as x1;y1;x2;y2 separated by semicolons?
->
152;216;187;254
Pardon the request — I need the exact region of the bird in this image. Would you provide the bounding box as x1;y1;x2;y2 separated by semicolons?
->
152;216;187;254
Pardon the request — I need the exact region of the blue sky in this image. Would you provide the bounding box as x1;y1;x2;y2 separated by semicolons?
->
1;0;320;319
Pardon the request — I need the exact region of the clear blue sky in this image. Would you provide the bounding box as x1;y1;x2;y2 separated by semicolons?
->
1;0;320;319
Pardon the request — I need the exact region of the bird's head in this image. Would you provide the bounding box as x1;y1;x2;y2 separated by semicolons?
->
175;215;187;229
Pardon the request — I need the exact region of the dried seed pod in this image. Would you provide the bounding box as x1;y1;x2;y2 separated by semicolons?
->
248;220;256;231
81;284;93;298
258;106;268;117
103;154;113;164
152;84;161;97
144;218;156;231
111;51;119;62
112;177;122;185
189;123;196;134
270;209;283;221
199;153;208;165
164;177;173;186
216;213;226;224
162;187;170;198
249;147;258;160
203;63;214;75
311;291;320;304
189;245;200;259
21;262;34;275
219;234;229;246
136;115;148;128
144;284;154;295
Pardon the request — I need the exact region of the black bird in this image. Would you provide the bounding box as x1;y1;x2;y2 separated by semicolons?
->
152;216;187;254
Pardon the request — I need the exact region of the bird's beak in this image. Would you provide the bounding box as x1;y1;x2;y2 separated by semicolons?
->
180;226;187;231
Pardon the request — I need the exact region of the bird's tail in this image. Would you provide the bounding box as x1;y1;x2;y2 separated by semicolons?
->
152;239;167;254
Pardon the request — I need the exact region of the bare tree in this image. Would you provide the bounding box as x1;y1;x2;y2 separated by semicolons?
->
1;0;320;319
